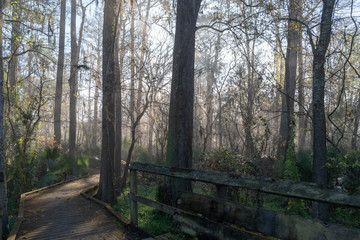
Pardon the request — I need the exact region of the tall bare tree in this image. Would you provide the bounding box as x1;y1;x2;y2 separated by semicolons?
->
277;0;302;176
98;0;117;204
297;31;306;151
0;2;9;238
114;0;124;196
135;0;151;131
311;0;336;222
203;33;221;153
54;0;66;146
92;15;102;149
69;0;77;163
129;0;135;130
69;0;86;163
8;0;21;99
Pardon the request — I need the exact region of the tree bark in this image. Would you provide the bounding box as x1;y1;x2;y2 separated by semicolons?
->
69;0;78;164
98;0;117;204
69;0;86;164
273;24;284;156
93;36;101;149
147;103;154;156
54;0;66;146
164;0;202;205
87;63;92;150
203;33;220;153
114;0;124;195
297;31;306;151
8;0;21;96
242;20;256;160
218;94;223;148
311;0;336;222
0;1;9;237
135;0;151;127
277;0;301;176
129;0;135;131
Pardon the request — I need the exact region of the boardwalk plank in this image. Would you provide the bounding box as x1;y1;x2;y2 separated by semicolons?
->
16;174;126;240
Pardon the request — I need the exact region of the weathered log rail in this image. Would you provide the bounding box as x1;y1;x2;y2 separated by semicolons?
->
129;162;360;240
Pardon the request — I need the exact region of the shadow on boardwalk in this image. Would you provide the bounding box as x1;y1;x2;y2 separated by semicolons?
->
16;174;149;240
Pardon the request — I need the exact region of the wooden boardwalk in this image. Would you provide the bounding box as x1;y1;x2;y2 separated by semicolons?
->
15;174;130;240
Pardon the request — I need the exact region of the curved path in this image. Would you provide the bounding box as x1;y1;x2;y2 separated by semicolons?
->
16;174;126;240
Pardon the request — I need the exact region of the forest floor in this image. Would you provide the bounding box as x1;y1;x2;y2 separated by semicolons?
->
15;173;151;240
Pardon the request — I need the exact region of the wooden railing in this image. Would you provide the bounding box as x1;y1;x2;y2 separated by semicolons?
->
129;162;360;240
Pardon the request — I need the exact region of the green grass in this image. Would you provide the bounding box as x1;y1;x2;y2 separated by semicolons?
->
8;214;17;233
113;184;195;239
193;182;214;196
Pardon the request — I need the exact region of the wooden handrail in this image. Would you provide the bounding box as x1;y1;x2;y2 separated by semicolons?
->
128;162;360;239
128;192;267;239
129;162;360;208
177;192;360;239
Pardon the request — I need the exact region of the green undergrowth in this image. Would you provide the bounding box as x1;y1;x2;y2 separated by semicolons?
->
331;208;360;228
113;185;195;239
263;194;287;213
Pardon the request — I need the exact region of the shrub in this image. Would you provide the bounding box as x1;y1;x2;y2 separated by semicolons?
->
342;151;360;194
296;150;312;182
333;208;360;228
199;148;256;176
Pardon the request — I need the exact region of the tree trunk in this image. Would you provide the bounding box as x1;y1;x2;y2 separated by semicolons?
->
242;23;256;160
87;66;92;150
277;0;301;176
218;94;223;148
54;0;66;146
204;34;220;153
147;86;158;157
135;0;151;138
0;1;9;237
273;24;284;156
129;0;136;131
311;0;336;222
297;31;306;152
114;0;124;195
148;104;154;156
93;44;101;149
69;0;86;164
8;0;21;98
120;99;149;192
69;0;78;164
164;0;202;205
98;0;117;204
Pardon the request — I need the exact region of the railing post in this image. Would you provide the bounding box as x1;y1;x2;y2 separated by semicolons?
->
130;169;138;225
216;184;227;200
